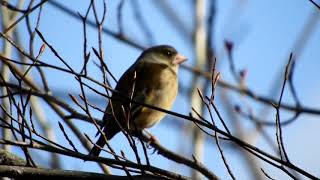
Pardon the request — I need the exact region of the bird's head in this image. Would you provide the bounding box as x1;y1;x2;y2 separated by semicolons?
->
140;45;187;71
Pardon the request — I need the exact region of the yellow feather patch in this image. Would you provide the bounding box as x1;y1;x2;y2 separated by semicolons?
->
141;107;147;113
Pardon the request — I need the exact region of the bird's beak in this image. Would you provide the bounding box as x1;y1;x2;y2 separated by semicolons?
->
173;53;187;65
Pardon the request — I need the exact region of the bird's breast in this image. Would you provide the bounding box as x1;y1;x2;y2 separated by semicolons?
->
132;65;178;129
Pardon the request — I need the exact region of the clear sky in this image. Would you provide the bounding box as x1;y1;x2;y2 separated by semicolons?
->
5;0;320;179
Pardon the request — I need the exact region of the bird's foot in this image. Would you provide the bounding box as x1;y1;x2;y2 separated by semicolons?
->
146;135;158;154
143;129;158;145
147;134;158;146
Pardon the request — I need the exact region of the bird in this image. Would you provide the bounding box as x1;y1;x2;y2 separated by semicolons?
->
89;45;187;156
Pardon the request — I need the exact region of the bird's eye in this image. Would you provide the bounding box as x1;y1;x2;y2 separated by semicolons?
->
164;50;172;56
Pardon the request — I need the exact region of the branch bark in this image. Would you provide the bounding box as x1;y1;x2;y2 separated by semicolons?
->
0;165;166;180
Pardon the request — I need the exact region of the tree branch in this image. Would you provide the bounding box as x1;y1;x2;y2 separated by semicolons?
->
0;165;166;180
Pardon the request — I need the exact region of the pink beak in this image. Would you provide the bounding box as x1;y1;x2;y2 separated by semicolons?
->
173;53;187;65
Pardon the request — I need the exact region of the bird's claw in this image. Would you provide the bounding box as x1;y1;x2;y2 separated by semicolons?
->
147;134;158;146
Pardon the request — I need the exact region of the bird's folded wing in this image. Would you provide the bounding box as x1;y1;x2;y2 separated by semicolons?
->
129;91;147;122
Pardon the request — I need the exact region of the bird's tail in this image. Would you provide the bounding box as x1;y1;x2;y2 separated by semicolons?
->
89;128;119;156
89;135;106;157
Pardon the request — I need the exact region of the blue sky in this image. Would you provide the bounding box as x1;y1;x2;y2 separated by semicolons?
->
3;0;320;179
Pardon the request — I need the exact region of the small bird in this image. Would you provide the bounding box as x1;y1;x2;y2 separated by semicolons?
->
90;45;187;156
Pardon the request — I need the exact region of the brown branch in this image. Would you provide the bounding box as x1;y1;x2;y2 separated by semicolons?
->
48;0;145;50
139;134;219;180
0;140;190;180
0;165;166;180
182;64;320;116
0;149;26;166
0;0;27;13
3;0;48;34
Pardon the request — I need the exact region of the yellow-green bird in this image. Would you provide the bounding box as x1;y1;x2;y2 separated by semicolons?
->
90;45;187;156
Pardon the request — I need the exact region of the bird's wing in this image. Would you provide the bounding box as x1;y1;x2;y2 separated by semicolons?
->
129;90;147;122
114;62;152;126
98;61;145;132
